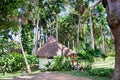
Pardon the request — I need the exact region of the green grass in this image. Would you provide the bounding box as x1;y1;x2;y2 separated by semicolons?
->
0;71;22;79
92;57;114;69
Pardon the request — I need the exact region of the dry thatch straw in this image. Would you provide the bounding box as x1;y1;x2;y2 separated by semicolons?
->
36;36;76;58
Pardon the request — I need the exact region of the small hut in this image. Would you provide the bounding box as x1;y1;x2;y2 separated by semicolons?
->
36;36;76;69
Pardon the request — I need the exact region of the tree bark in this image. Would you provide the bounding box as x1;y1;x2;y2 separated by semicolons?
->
32;20;36;55
100;25;106;53
72;39;75;50
32;20;39;56
18;21;31;73
56;13;59;41
102;0;120;79
76;13;81;71
112;26;120;80
89;2;95;49
68;40;70;48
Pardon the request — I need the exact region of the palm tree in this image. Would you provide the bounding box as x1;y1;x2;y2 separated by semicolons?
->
18;8;31;73
88;0;95;49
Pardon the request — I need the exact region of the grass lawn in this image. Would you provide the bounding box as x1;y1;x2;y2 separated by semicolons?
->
0;71;22;79
92;57;114;69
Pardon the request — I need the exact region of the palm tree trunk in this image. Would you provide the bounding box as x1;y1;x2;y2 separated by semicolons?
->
49;19;52;35
89;2;95;49
76;13;80;71
34;20;39;56
18;23;31;73
32;20;36;55
68;40;70;48
56;13;59;41
100;25;106;53
72;39;75;50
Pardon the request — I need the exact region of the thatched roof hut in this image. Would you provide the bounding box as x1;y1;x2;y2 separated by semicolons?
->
36;36;76;58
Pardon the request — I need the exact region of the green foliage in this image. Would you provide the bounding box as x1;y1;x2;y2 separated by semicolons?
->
0;52;24;74
106;51;115;57
0;52;38;74
26;54;39;64
45;56;71;71
0;29;20;55
77;44;107;70
0;21;18;30
78;44;106;60
21;24;33;54
0;0;25;29
88;68;114;77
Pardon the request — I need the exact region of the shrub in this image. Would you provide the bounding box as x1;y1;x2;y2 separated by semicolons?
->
0;52;24;73
45;56;71;71
26;54;39;64
88;68;114;77
0;52;39;74
77;44;107;71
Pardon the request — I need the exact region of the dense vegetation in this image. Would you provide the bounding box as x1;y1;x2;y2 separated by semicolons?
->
0;0;119;80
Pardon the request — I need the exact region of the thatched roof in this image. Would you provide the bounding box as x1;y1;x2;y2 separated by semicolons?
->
36;36;76;58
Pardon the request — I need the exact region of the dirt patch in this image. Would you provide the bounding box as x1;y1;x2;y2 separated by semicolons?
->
12;72;90;80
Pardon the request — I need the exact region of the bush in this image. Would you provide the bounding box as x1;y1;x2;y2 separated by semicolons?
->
45;56;71;71
78;61;93;71
77;44;107;71
26;54;39;64
0;52;39;74
88;68;114;77
0;52;25;73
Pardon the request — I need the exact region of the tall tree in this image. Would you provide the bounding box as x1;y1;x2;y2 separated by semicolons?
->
102;0;120;80
88;0;95;49
46;0;66;41
0;0;31;73
18;8;31;73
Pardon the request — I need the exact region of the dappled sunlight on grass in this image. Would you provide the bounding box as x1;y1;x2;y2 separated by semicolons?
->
0;71;22;78
92;57;114;69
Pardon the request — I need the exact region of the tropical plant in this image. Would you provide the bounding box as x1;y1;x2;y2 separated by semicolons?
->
0;52;24;74
77;43;106;70
0;52;39;75
88;68;114;77
45;56;71;71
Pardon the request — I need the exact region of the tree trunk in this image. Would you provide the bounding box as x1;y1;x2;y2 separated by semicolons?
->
32;20;36;55
68;40;70;48
33;20;39;56
56;13;59;41
76;13;80;71
112;27;120;80
39;25;42;48
18;22;31;73
102;0;120;79
89;5;95;49
72;39;75;50
100;25;106;53
46;22;48;41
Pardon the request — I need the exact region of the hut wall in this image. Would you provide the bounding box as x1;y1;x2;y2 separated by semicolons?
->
39;58;53;69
